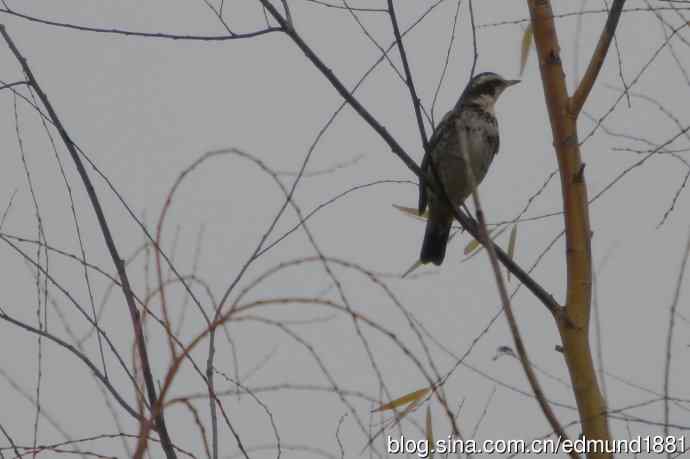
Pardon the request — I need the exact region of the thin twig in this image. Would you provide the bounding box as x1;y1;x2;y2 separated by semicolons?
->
467;0;478;79
257;0;560;314
386;0;432;221
0;25;178;459
0;309;141;421
479;6;690;28
663;228;690;446
0;8;279;40
386;0;429;151
457;128;575;458
431;0;463;127
569;0;626;115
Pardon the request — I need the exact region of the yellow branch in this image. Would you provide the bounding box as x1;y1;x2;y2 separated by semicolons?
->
526;1;612;457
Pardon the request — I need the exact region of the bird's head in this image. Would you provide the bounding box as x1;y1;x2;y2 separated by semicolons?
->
457;72;520;113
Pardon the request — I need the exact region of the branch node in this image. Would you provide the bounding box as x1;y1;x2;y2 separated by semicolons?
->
558;307;579;329
574;163;586;183
561;134;578;147
546;49;561;65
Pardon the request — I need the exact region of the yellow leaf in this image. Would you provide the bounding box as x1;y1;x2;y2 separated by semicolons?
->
372;387;431;413
426;406;434;458
402;259;424;278
507;224;518;281
463;225;506;256
393;204;429;222
361;396;420;454
463;237;482;256
519;24;533;77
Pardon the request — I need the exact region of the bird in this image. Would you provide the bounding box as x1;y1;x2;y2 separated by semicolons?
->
419;72;519;266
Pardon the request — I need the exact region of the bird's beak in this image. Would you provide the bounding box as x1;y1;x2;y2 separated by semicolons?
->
506;79;521;87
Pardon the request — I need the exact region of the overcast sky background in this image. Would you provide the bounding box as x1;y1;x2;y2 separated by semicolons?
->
1;1;689;457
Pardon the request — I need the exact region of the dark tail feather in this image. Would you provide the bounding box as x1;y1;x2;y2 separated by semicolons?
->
420;216;452;266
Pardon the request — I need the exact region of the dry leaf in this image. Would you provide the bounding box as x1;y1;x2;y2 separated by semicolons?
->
463;236;482;256
393;204;429;222
463;226;495;255
402;259;424;278
372;387;431;412
519;24;533;77
463;225;507;257
361;396;420;454
425;406;434;458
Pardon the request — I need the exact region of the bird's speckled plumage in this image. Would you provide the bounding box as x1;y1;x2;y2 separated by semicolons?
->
419;72;518;265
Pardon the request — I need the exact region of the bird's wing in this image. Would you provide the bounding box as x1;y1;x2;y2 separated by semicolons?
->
418;110;457;214
428;109;456;152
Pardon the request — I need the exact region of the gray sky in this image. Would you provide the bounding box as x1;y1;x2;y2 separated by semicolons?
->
1;1;689;457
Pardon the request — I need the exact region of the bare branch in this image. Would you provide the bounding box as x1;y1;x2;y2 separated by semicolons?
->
256;0;560;314
569;0;627;115
663;229;690;442
527;0;612;455
0;25;178;459
302;0;386;12
457;128;575;458
386;0;429;152
0;7;279;40
0;308;141;421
